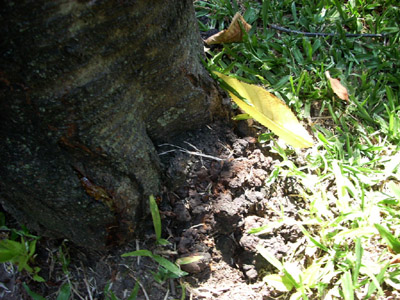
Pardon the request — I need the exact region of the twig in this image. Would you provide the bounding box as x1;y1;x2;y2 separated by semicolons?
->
180;150;224;161
83;277;94;300
184;141;200;152
170;278;176;296
157;149;176;155
189;223;206;229
218;142;234;159
136;239;140;266
311;116;333;120
163;288;170;300
64;266;85;300
270;24;387;38
80;262;98;300
81;265;95;300
69;284;85;300
184;141;204;165
121;264;150;300
158;143;224;161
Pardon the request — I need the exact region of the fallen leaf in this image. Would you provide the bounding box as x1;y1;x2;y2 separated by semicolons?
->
205;13;251;45
325;71;349;101
390;254;400;264
214;72;314;148
176;255;204;265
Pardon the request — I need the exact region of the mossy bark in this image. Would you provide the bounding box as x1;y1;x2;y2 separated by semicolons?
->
0;0;223;249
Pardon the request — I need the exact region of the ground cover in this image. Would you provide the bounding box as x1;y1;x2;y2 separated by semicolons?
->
1;0;399;299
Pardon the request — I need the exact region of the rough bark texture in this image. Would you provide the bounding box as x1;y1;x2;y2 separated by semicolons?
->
0;0;223;249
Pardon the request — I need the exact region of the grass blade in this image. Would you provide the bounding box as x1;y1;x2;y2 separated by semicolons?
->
341;271;354;300
126;281;140;300
149;195;162;242
263;274;294;292
374;224;400;254
363;263;388;299
151;254;188;278
353;238;363;285
23;283;46;300
149;195;170;245
256;245;283;271
56;283;71;300
299;225;329;252
121;249;152;257
180;284;186;300
122;250;187;278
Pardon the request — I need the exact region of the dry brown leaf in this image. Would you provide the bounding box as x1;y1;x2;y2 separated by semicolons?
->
390;254;400;265
325;71;349;101
205;13;251;45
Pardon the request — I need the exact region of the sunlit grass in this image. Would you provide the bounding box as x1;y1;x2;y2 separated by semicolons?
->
196;0;400;298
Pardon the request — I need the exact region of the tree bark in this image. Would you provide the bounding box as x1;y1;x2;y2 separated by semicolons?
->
0;0;223;249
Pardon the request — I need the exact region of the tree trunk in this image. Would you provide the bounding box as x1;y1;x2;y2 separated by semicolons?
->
0;0;223;249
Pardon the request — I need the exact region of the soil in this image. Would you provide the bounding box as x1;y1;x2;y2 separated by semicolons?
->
155;121;304;299
0;119;313;300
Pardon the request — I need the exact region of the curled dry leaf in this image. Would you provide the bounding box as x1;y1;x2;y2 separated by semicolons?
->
205;13;252;45
214;72;314;148
390;254;400;265
325;71;349;101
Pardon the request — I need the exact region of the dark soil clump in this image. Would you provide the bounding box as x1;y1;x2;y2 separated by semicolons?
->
155;122;306;299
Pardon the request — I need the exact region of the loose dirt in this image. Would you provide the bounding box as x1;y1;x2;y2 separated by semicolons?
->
0;121;309;300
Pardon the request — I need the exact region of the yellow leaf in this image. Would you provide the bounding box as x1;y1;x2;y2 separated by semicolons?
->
214;72;313;148
205;13;252;45
325;71;349;101
263;274;294;292
176;255;203;265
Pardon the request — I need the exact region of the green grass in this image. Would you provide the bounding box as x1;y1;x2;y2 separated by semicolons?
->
195;0;400;298
121;195;189;297
0;212;45;282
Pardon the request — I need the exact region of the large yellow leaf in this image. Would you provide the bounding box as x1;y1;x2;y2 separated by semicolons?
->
214;72;313;148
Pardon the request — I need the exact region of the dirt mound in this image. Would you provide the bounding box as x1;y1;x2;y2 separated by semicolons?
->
1;122;307;299
157;122;305;299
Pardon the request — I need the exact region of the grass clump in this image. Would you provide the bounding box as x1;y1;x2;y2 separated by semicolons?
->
0;212;45;283
122;196;188;280
196;0;400;298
